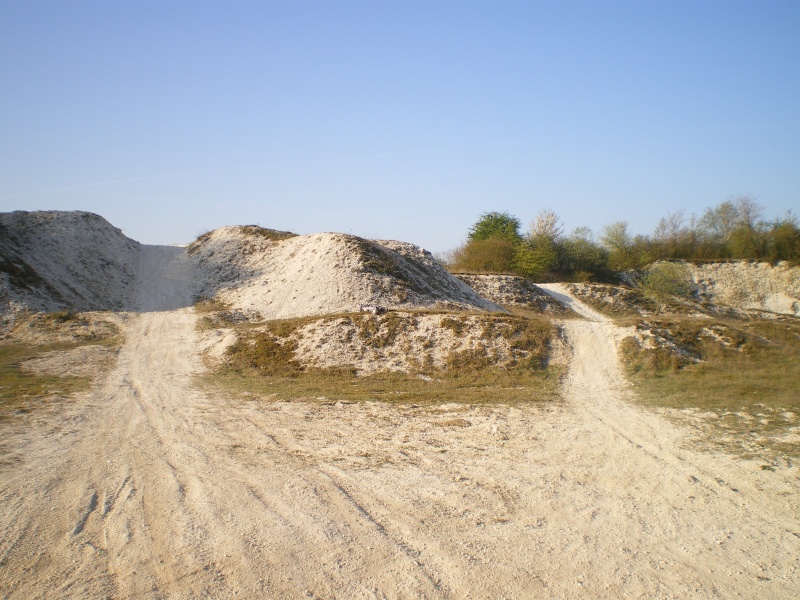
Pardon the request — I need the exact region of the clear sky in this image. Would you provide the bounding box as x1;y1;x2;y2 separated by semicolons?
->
1;0;798;252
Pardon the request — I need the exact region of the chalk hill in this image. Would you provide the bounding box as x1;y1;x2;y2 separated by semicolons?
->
1;212;501;320
0;211;139;313
188;225;502;320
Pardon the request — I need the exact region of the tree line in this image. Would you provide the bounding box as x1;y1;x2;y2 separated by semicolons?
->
442;196;800;282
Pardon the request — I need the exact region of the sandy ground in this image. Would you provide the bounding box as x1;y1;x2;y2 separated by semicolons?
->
1;256;799;598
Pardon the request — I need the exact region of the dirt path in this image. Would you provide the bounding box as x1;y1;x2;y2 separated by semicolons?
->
1;276;799;598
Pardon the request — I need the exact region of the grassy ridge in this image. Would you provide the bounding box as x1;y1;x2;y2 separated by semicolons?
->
622;317;800;411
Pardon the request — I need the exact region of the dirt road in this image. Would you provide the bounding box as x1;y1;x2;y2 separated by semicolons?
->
1;260;799;598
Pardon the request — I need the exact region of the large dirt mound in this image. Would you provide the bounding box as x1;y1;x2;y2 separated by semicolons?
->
0;211;140;315
188;226;502;319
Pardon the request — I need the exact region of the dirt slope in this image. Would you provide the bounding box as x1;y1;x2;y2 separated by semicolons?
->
0;211;195;319
1;272;798;597
188;226;501;319
0;211;139;311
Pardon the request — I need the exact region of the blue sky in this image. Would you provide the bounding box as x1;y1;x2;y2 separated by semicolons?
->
1;0;798;252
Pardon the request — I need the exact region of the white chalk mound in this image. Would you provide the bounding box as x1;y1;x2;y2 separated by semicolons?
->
1;211;196;317
0;210;140;313
189;226;502;319
1;212;503;320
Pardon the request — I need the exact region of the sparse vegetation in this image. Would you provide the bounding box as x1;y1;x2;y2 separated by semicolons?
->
620;314;800;458
235;225;297;241
203;310;561;405
0;313;122;418
346;237;423;294
193;296;230;313
225;331;303;376
187;225;297;256
46;309;76;324
0;343;92;416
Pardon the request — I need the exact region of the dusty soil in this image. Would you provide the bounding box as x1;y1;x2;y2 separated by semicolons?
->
1;253;799;598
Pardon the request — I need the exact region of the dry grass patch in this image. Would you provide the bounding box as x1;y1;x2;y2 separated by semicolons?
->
0;312;122;418
202;310;562;405
622;315;800;459
0;342;92;416
205;365;563;406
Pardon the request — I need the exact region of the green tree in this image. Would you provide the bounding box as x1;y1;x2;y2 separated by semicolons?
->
652;210;698;259
697;201;740;245
767;213;800;262
601;221;634;270
696;196;766;259
556;227;610;280
512;243;556;279
468;211;523;244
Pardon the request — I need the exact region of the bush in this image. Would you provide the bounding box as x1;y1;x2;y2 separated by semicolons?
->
639;262;694;300
449;237;517;273
512;242;556;279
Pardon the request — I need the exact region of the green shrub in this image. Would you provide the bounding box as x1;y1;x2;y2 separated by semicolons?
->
639;262;694;300
449;237;517;273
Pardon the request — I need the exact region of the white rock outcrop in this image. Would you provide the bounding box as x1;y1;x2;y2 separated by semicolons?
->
688;261;800;316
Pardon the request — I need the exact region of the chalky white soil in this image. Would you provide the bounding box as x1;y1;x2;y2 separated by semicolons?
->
188;227;500;320
1;252;798;599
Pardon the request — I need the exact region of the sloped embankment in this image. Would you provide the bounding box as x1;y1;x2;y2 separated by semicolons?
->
0;211;140;315
188;226;502;320
455;274;566;313
209;311;552;376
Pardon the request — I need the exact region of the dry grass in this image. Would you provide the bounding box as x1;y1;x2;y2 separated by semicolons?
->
622;317;800;409
0;342;91;417
205;364;563;406
202;310;562;405
0;312;121;418
621;315;800;459
234;225;297;241
193;296;230;314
